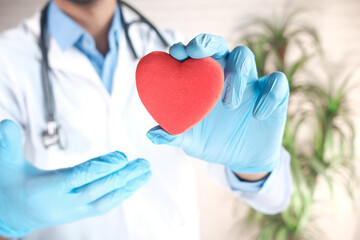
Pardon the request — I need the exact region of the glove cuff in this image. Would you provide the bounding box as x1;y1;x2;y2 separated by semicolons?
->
0;219;32;238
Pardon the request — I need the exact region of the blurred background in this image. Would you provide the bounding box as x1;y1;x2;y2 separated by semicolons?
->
0;0;359;239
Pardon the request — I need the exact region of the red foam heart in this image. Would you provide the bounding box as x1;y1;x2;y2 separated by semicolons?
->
136;51;224;135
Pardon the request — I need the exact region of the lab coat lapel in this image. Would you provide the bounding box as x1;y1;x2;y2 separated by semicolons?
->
25;12;103;90
47;39;97;83
47;36;111;101
111;29;138;105
111;7;143;105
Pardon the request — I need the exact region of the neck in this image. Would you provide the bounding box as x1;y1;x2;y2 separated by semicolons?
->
53;0;117;55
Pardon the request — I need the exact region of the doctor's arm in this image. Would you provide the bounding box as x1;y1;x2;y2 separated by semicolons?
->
147;34;292;213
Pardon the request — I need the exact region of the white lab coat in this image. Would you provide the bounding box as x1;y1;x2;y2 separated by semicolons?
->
0;7;292;240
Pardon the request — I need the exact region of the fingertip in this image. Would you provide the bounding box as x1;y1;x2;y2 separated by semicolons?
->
146;125;160;141
169;42;188;61
112;151;127;160
105;151;128;168
1;119;16;126
187;34;230;59
134;158;151;169
186;34;225;59
147;125;163;134
143;171;152;183
0;119;21;137
186;37;209;59
232;46;255;61
92;151;128;172
221;46;259;111
272;72;290;93
0;119;22;151
226;46;258;81
146;126;171;144
264;72;289;102
139;170;152;183
145;170;152;178
253;72;289;120
146;126;183;146
130;170;152;188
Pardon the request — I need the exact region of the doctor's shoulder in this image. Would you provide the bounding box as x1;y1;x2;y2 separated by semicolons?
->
0;13;41;65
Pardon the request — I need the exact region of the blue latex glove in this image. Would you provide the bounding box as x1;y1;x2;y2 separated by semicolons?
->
147;34;289;174
0;120;151;238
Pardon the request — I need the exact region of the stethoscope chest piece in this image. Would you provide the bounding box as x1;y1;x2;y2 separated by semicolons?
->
42;121;67;150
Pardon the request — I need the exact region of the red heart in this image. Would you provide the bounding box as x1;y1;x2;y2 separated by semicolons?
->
136;51;224;135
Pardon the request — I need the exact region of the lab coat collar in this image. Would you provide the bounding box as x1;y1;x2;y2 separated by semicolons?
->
47;1;85;52
23;5;142;102
46;6;139;76
47;1;122;52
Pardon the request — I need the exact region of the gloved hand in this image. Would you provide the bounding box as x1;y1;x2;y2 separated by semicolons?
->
147;34;289;174
0;120;151;238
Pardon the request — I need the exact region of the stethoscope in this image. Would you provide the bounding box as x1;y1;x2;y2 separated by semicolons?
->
39;0;170;149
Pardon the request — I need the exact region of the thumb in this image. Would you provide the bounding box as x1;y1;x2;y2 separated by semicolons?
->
0;119;24;164
146;126;183;147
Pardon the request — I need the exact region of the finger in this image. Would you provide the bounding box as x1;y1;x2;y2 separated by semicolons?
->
89;171;152;215
222;46;258;110
72;159;151;203
253;72;289;120
169;42;189;61
60;151;129;190
185;34;229;59
146;125;184;146
0;119;24;165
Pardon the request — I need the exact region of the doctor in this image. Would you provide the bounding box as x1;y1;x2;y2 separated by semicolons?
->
0;0;292;239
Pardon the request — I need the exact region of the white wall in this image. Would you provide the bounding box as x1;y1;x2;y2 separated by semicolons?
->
0;0;359;239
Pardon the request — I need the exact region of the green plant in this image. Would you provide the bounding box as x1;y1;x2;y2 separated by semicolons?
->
241;8;320;91
236;8;357;240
